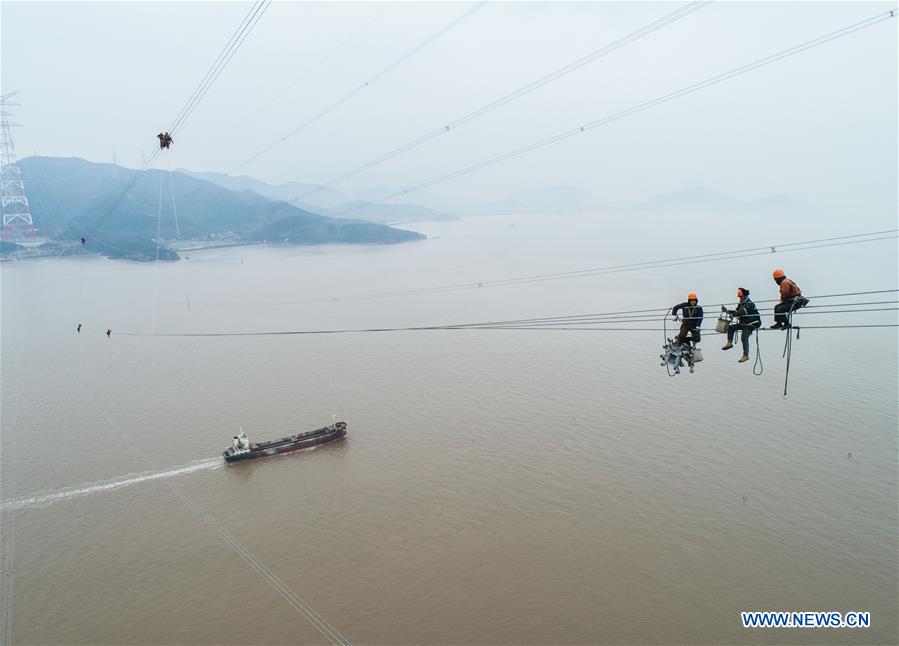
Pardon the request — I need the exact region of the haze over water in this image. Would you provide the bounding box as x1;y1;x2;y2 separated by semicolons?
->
2;211;897;644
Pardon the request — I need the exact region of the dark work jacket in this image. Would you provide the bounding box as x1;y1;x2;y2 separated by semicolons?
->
727;297;761;328
672;302;704;329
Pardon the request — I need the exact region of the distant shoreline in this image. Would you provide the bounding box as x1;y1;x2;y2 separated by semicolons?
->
0;235;428;262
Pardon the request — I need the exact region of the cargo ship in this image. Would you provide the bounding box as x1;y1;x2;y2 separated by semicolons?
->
223;421;347;462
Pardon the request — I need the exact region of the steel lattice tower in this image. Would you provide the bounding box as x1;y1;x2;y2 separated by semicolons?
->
1;91;38;243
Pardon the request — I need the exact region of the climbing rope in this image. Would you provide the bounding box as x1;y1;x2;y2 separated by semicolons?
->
752;327;763;376
168;164;180;240
151;160;165;335
781;298;802;397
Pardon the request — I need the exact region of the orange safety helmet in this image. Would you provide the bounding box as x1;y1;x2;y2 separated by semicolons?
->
772;268;785;279
687;292;698;301
737;288;745;298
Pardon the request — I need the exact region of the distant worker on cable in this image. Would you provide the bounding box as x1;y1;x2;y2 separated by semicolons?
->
721;287;761;362
106;328;111;339
157;132;173;150
80;237;86;245
770;269;807;329
77;323;82;333
671;293;703;346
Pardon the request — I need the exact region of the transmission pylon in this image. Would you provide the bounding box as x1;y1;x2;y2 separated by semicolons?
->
1;92;43;245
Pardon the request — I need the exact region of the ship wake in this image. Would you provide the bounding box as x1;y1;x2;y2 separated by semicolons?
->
1;458;223;512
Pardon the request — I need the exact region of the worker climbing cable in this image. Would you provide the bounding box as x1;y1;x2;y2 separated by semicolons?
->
720;287;762;363
660;293;704;375
672;292;704;346
771;268;809;329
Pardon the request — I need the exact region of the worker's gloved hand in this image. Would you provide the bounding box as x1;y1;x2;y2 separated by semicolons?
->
671;316;678;322
721;305;727;312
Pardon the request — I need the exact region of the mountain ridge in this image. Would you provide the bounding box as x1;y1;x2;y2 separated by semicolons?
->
11;156;424;260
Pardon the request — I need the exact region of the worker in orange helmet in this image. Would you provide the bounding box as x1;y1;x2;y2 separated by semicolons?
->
671;292;703;346
771;269;808;329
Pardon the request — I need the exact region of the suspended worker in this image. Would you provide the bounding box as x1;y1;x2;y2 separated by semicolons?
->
771;269;807;329
106;328;111;339
80;237;86;245
671;293;703;346
721;287;761;362
77;323;82;333
157;132;173;150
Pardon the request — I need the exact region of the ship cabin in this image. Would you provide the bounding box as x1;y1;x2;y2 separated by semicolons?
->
227;429;252;458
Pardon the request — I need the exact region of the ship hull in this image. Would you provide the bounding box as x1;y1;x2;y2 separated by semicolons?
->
223;424;346;462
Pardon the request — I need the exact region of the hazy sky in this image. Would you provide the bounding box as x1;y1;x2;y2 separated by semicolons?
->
2;1;896;211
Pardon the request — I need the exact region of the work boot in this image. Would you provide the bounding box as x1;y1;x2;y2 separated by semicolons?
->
769;322;783;329
738;354;749;363
721;342;733;350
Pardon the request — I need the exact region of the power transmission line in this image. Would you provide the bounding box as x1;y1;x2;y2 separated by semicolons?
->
296;1;711;202
70;348;353;645
164;480;351;645
0;464;16;646
238;7;388;125
466;306;898;328
120;321;898;339
219;2;488;180
118;290;897;338
222;229;896;307
168;0;271;135
340;9;895;213
83;0;272;240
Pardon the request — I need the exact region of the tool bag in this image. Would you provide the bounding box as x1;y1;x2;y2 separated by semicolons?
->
715;313;731;334
692;347;703;362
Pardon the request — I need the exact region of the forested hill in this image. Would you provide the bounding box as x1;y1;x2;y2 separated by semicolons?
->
14;156;424;260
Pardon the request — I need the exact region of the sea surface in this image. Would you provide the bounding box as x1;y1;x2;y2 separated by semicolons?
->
2;211;897;645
